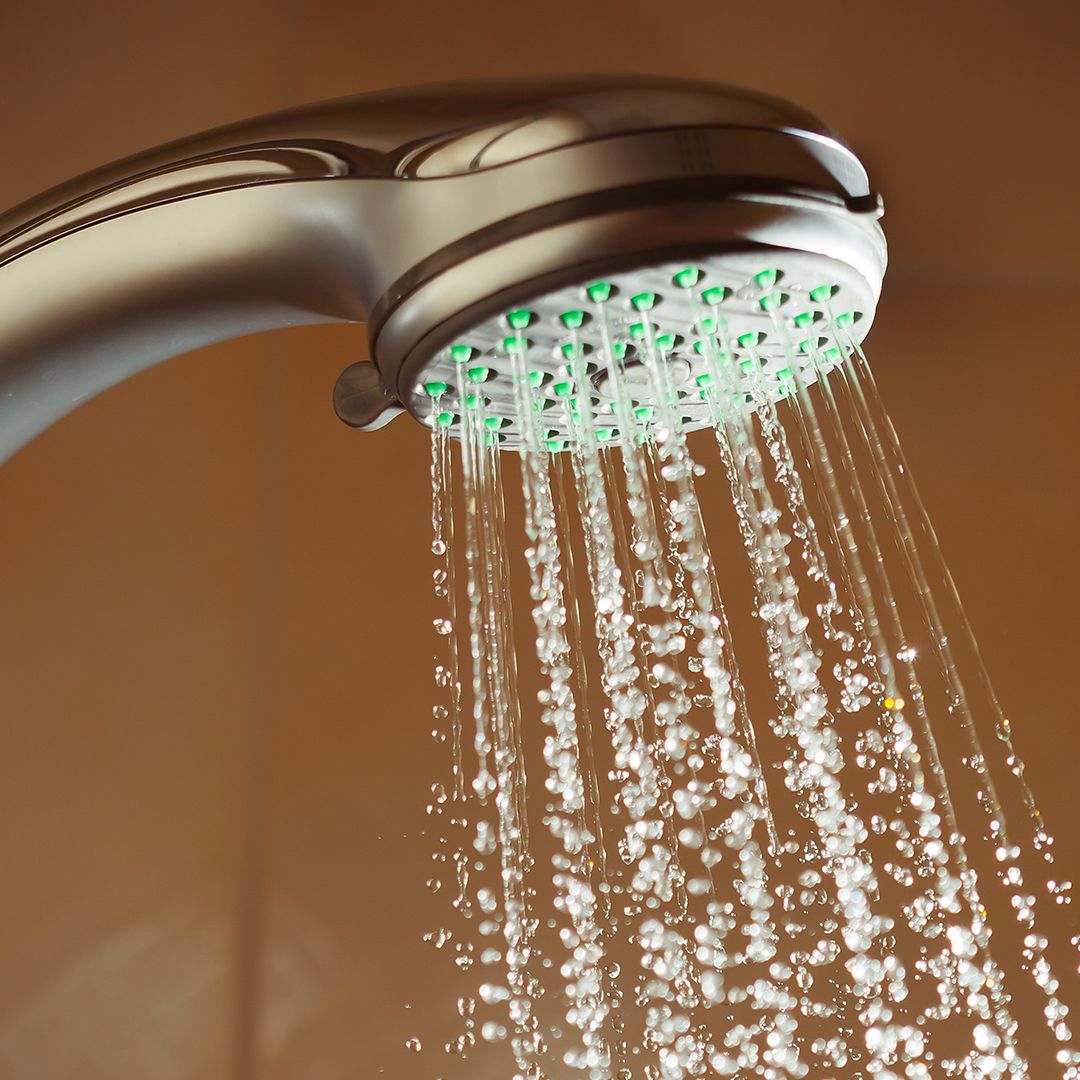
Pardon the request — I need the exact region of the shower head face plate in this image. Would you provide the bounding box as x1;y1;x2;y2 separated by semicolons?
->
405;249;875;451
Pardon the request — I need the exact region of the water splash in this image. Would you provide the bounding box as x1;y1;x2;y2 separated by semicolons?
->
418;288;1077;1078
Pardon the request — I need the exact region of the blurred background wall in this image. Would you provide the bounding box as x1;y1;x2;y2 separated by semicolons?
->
0;2;1076;1076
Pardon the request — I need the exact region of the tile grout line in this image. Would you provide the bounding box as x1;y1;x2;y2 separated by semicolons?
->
233;5;301;1079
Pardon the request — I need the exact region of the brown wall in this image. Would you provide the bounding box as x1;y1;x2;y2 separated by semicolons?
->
0;2;1077;1077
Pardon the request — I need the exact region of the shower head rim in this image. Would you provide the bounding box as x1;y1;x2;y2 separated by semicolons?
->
353;191;883;450
366;191;885;438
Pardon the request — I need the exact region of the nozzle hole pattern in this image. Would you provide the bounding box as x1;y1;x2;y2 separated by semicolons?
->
409;251;877;448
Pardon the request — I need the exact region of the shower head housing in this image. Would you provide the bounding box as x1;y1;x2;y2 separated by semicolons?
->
0;75;885;458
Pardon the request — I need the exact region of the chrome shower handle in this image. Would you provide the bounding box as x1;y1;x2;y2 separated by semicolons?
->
0;74;864;263
0;77;878;461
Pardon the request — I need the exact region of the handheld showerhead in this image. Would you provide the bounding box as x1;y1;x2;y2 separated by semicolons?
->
0;76;884;459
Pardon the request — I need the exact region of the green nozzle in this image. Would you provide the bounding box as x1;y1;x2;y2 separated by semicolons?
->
674;267;701;289
586;281;612;304
467;366;490;383
793;311;815;329
809;284;833;303
754;268;779;290
737;332;759;349
436;411;455;427
759;291;784;312
834;312;856;329
701;286;727;306
633;405;654;422
561;310;586;330
630;291;657;312
553;380;574;398
484;416;503;431
506;309;533;330
424;381;448;398
450;344;475;364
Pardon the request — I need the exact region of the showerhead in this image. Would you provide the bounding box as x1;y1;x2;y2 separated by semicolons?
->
0;75;885;459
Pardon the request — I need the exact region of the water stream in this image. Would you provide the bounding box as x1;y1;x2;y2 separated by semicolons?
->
419;292;1078;1079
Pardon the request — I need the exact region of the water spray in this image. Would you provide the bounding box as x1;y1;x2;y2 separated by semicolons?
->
0;77;1074;1079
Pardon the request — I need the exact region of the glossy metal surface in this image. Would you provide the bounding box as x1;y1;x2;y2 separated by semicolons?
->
387;197;885;445
0;76;881;459
0;75;863;254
